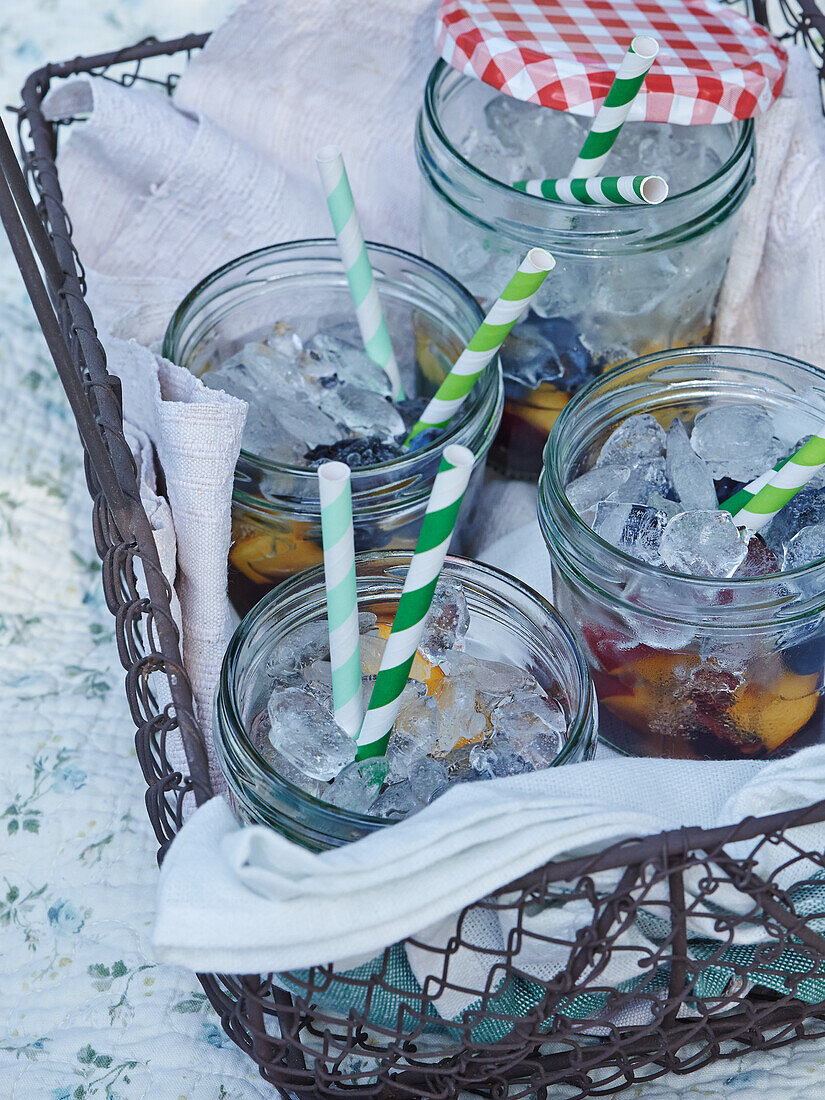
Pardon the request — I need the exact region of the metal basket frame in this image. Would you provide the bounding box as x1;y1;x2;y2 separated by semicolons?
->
3;8;825;1097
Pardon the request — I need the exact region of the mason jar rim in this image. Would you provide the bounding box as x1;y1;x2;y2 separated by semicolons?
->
162;237;498;492
540;345;825;594
422;60;754;221
217;550;598;832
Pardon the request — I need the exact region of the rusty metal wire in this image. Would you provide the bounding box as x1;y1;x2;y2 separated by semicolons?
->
5;11;825;1097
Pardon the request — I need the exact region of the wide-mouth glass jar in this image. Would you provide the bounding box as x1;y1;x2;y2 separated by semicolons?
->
163;240;503;616
214;551;598;851
539;347;825;761
417;62;755;479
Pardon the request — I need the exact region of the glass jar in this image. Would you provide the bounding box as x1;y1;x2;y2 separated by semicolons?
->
417;62;755;479
163;240;503;616
539;347;825;761
214;551;598;851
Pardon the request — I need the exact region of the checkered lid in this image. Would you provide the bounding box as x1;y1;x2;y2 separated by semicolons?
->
436;0;787;124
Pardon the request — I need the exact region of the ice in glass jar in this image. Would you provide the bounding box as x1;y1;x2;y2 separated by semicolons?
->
539;348;825;760
214;552;597;850
163;240;503;616
417;62;755;478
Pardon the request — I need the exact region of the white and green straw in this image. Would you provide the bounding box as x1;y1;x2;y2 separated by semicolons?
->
316;145;405;400
356;445;475;759
731;429;825;533
570;36;659;178
318;462;364;738
405;248;555;445
513;174;667;206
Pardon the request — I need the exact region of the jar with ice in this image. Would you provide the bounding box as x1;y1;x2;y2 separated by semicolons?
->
213;552;597;850
416;64;754;478
163;241;504;615
539;347;825;760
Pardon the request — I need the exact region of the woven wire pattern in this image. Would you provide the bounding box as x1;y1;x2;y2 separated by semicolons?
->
8;9;825;1096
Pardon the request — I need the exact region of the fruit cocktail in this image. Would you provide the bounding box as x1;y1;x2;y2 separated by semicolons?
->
539;348;825;760
163;241;503;616
417;63;754;478
214;553;597;850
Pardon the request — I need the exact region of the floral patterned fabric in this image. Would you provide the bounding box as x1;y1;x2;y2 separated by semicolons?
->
0;1;824;1097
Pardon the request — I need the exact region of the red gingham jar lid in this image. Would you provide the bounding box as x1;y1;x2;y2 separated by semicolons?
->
436;0;788;123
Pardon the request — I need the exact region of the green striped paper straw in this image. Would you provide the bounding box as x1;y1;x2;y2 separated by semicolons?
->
316;145;405;400
356;445;475;759
732;430;825;533
571;36;659;178
405;248;555;445
719;458;788;516
513;174;667;206
318;462;364;738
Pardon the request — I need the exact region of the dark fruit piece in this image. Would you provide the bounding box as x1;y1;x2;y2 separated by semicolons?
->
304;436;401;467
500;311;595;392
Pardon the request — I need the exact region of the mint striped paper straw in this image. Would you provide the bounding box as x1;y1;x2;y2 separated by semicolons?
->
405;248;555;445
356;445;475;759
571;36;659;178
513;174;667;206
316;146;405;400
318;462;364;738
732;431;825;533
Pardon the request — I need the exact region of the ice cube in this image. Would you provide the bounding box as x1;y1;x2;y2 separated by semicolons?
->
439;650;537;701
608;456;671;507
264;322;303;358
690;405;782;482
325;758;390;812
592;502;669;565
659;510;748;578
303;333;393;397
385;694;441;778
763;479;825;560
369;780;422;819
595;414;666;469
249;711;325;797
566;465;630;524
484;94;540;154
419;579;470;660
267;686;356;780
409;757;449;803
666;418;718;510
491;691;566;760
266;623;330;675
469;743;533;778
433;677;487;753
784;523;825;570
319;384;405;443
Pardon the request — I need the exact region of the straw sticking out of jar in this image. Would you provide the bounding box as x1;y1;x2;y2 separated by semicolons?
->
513;174;668;205
356;445;475;758
318;461;365;737
405;248;555;445
571;36;659;178
315;145;405;400
732;431;825;533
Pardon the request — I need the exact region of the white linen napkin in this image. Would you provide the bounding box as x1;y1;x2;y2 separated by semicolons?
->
106;337;245;789
714;43;825;363
153;745;825;981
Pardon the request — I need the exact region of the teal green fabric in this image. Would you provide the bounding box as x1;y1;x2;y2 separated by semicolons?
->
273;872;825;1041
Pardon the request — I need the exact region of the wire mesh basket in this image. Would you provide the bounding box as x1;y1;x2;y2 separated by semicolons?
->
3;6;825;1097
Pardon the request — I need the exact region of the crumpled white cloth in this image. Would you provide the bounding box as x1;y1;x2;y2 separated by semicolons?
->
41;0;435;347
714;42;825;363
153;745;825;990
